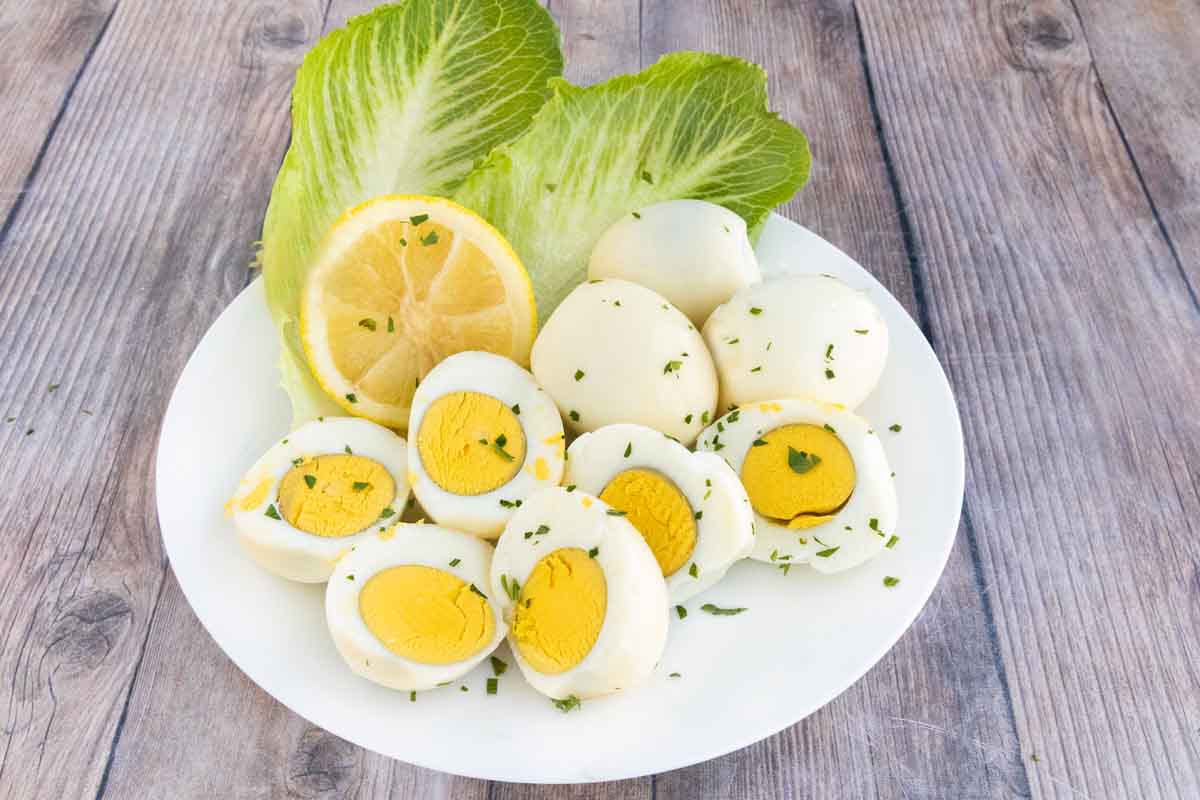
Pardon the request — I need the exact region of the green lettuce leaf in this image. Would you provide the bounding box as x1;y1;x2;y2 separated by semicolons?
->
453;52;811;323
260;0;563;423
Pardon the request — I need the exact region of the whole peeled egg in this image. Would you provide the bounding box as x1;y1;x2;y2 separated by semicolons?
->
588;200;762;326
531;279;717;445
703;274;889;410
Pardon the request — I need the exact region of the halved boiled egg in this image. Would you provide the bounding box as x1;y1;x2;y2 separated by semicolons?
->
228;417;410;582
565;423;754;602
326;524;506;691
697;399;898;574
490;487;668;700
408;351;565;538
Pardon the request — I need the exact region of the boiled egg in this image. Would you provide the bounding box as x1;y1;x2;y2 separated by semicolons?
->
326;523;506;691
565;423;754;602
228;417;411;582
588;200;761;326
490;486;668;700
408;351;565;538
531;279;717;445
703;274;889;410
697;398;898;574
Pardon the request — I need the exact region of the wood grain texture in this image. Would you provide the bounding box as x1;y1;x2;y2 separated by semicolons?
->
1066;0;1200;297
855;0;1200;797
643;2;1028;797
0;0;118;225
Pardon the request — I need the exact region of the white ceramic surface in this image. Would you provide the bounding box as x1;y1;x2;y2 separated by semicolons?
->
156;213;964;783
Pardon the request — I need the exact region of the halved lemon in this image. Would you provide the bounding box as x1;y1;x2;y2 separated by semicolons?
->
300;195;536;429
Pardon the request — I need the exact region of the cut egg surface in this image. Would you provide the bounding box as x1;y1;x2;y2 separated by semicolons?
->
408;351;565;538
565;423;754;602
530;279;717;445
228;417;411;582
697;399;898;574
490;486;669;700
703;274;889;411
326;524;506;691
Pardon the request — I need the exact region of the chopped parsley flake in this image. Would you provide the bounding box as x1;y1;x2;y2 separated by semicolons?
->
694;510;703;520
825;368;835;380
752;438;769;447
855;328;869;335
553;695;581;713
345;393;357;403
749;307;762;315
823;424;836;434
701;603;746;616
569;410;580;422
303;474;316;489
886;535;900;549
815;546;840;558
623;442;632;458
566;484;577;492
688;563;699;578
490;656;508;676
379;507;395;519
588;546;599;558
701;410;710;425
574;369;585;381
499;499;520;508
409;213;429;225
787;446;821;474
750;365;762;373
511;403;521;415
420;230;439;246
641;169;654;184
727;337;740;344
883;576;900;587
486;678;498;695
675;605;687;620
889;423;902;433
684;413;693;424
410;691;416;702
632;211;642;219
664;360;682;375
606;509;627;516
490;432;515;462
387;316;395;333
468;583;487;599
264;504;281;520
352;481;371;492
669;672;682;678
449;558;461;567
358;318;377;331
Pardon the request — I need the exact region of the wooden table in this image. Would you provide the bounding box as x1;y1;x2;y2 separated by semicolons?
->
1;1;1197;797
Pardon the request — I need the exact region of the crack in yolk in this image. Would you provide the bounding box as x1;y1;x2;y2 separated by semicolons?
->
277;454;396;537
599;469;697;577
740;424;855;529
417;391;526;495
358;565;494;664
511;548;606;674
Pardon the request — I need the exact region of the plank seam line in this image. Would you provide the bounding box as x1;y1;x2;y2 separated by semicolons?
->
1063;0;1199;317
0;1;121;252
92;573;168;800
849;4;1032;795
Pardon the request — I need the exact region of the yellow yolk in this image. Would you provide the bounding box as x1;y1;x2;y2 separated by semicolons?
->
235;476;273;512
277;454;396;537
740;424;855;527
511;548;606;674
600;469;697;576
358;565;494;665
417;391;526;495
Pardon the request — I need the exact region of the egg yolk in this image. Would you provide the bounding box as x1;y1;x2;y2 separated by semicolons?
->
358;565;494;665
277;454;396;537
417;391;526;495
740;424;855;528
599;469;697;576
511;548;606;674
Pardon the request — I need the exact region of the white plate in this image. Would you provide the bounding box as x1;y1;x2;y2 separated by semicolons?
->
156;213;963;783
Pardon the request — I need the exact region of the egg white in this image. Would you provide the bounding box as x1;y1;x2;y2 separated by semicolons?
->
530;279;717;445
696;399;898;574
229;417;411;582
588;199;761;326
325;524;506;691
408;351;565;539
490;486;669;700
565;423;754;602
703;274;889;411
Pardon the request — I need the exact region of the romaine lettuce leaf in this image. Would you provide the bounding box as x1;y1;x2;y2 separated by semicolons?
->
453;52;811;323
260;0;563;423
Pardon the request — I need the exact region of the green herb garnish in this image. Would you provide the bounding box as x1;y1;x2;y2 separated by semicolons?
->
825;343;834;361
823;424;836;434
684;414;693;424
552;695;581;713
468;583;487;599
664;360;682;375
565;484;576;492
675;605;687;620
358;318;377;331
883;576;900;587
632;211;642;219
409;213;429;225
750;365;762;373
825;368;835;379
379;507;395;519
752;438;768;447
304;474;316;489
694;510;703;520
889;423;902;432
749;307;762;315
606;509;626;516
623;442;632;458
449;558;461;567
815;546;839;558
701;410;710;425
264;504;281;520
688;563;699;578
886;535;899;549
574;369;585;381
787;446;821;474
854;328;869;335
486;678;498;695
491;432;515;461
701;603;746;616
588;546;599;558
569;409;580;422
345;393;358;403
511;403;521;415
491;656;508;676
640;169;653;184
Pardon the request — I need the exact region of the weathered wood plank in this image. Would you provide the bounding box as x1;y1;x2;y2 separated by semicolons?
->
1066;0;1200;296
855;0;1200;797
643;2;1029;797
0;1;331;797
0;0;118;226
